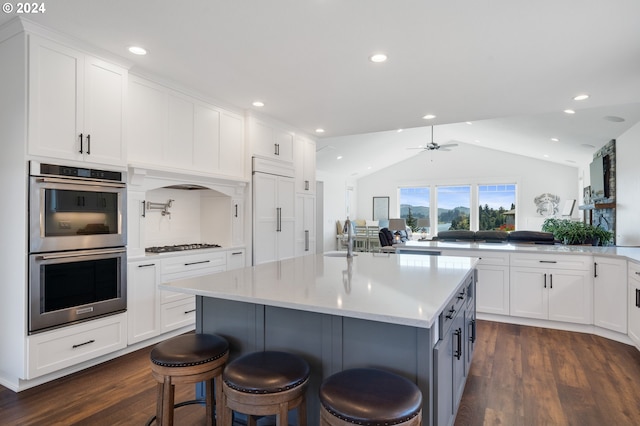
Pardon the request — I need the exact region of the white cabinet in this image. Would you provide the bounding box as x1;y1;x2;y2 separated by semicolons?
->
127;75;244;178
294;135;316;194
127;260;161;344
295;194;316;256
594;256;627;333
510;254;592;324
26;313;126;379
231;197;245;247
628;262;640;348
28;35;127;166
253;160;296;265
249;118;294;163
227;249;246;270
441;250;510;316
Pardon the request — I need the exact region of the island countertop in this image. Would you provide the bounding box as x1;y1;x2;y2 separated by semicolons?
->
159;252;478;328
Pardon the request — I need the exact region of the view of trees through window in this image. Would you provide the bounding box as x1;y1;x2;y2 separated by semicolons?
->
399;184;516;233
478;184;516;231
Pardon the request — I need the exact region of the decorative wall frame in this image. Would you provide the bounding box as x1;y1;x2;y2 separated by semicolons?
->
373;196;389;221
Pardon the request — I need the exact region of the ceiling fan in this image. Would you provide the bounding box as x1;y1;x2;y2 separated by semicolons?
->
409;126;459;152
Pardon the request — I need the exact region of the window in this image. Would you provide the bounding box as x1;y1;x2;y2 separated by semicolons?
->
399;187;430;233
437;186;471;231
478;184;516;231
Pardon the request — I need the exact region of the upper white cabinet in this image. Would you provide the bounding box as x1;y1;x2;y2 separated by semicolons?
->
28;35;127;166
593;256;627;334
249;118;294;163
294;135;316;194
127;75;245;179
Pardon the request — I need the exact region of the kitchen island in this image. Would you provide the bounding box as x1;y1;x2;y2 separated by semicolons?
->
160;252;478;426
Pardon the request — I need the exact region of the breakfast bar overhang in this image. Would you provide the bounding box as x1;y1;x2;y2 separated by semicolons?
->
160;252;479;426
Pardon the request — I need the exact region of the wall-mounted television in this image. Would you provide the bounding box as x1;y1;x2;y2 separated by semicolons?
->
589;156;606;201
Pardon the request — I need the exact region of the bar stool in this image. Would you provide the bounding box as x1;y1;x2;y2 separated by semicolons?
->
319;368;423;426
222;350;310;426
150;333;229;426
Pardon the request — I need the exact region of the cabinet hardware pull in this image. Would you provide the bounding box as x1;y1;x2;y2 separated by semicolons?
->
231;251;243;255
276;207;282;232
636;289;640;308
544;273;547;288
274;143;280;156
78;133;84;153
635;271;640;276
454;328;462;360
184;260;210;266
86;134;91;154
446;307;456;319
184;309;196;314
470;319;476;343
138;263;155;268
234;204;238;218
72;339;95;349
305;230;309;251
457;291;465;300
141;200;146;218
304;180;309;191
594;262;598;278
550;274;553;289
539;260;557;263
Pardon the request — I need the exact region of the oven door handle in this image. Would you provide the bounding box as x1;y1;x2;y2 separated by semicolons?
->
37;248;126;260
35;177;126;189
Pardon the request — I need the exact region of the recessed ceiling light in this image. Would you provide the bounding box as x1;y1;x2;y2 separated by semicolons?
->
315;128;325;133
551;138;559;142
566;160;576;163
604;115;625;122
581;144;595;149
564;109;576;114
252;101;265;107
397;129;403;133
422;114;436;120
543;154;550;158
337;155;343;160
465;122;473;125
128;46;147;55
369;53;388;63
573;94;589;101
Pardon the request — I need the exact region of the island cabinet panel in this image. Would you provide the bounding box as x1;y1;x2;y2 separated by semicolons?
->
197;296;439;426
593;256;627;334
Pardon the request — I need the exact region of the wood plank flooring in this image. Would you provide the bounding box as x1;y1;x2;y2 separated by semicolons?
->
1;321;639;425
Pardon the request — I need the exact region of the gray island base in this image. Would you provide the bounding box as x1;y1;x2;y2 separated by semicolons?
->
160;252;478;426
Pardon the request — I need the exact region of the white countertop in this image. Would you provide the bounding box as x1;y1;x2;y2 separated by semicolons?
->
159;252;478;328
397;240;640;263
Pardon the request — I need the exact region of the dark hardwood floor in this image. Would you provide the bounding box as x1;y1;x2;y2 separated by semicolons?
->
1;321;639;425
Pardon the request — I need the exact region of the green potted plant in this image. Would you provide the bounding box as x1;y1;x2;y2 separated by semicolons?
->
542;218;612;246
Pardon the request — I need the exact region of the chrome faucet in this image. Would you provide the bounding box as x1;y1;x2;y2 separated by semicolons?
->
344;217;354;257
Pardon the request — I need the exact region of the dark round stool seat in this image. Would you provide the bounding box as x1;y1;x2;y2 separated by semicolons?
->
149;334;229;426
223;350;310;394
319;368;422;426
151;333;229;368
221;351;310;426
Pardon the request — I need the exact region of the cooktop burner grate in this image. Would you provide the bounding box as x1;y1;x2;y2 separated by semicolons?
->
145;243;222;253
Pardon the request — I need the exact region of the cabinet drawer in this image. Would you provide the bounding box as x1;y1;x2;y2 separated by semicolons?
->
629;261;640;284
510;253;591;270
440;280;471;335
27;314;126;379
161;298;196;332
161;251;226;281
441;249;509;266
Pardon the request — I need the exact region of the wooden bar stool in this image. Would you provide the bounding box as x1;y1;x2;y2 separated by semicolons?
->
222;350;310;426
150;334;229;426
319;368;423;426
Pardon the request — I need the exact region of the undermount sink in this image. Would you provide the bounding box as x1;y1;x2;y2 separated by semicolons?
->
324;252;357;257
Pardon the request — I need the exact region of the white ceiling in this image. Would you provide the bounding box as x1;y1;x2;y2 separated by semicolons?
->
4;1;640;176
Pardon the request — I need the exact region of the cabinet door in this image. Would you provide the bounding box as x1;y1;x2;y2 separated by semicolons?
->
127;261;161;344
295;194;316;256
434;334;454;426
547;269;592;324
193;103;220;172
251;120;294;163
219;111;244;178
231;197;245;246
227;249;246;270
465;309;476;375
476;265;510;315
127;76;168;165
277;176;296;261
510;267;547;320
594;257;627;333
628;284;640;347
253;173;279;265
452;313;466;410
167;93;195;169
83;56;126;166
28;35;84;162
294;136;316;193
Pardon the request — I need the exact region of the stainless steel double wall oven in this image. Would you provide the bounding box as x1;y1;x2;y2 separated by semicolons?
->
28;161;127;333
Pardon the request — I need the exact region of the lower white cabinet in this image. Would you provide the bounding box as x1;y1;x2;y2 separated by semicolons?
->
26;313;127;379
161;297;196;332
227;249;246;270
295;194;316;256
628;262;640;348
127;260;161;344
593;256;627;333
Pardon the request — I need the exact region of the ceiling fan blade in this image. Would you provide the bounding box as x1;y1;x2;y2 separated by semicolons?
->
438;143;458;149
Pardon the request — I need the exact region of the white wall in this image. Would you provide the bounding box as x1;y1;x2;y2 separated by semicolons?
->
317;172;357;251
615;121;640;245
320;142;581;251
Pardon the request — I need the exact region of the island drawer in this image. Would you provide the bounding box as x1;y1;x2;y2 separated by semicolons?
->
510;253;591;270
629;261;640;284
440;274;473;334
161;298;196;332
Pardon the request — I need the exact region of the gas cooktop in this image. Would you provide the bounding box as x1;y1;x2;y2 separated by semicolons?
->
145;243;221;253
